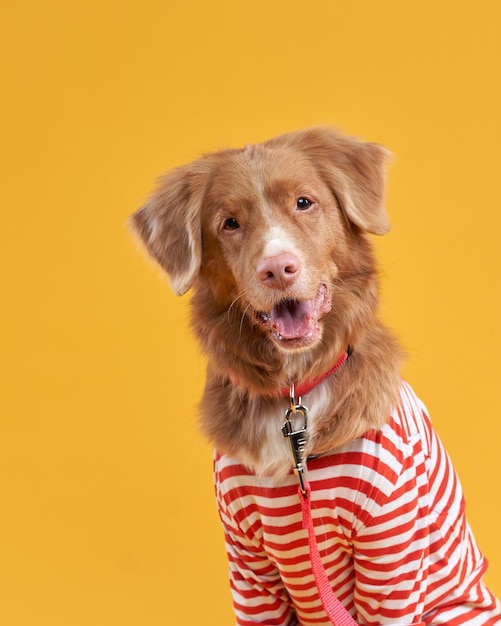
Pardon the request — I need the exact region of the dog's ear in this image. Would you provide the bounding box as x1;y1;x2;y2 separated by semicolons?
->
129;160;211;295
291;127;392;236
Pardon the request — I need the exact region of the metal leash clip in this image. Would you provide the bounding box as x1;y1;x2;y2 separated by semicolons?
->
282;383;309;495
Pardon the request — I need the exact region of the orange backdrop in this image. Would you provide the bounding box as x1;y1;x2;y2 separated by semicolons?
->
1;1;500;624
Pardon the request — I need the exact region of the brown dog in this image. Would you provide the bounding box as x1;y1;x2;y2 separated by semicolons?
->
131;128;500;625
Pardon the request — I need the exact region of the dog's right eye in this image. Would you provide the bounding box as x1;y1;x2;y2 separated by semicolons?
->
296;197;312;210
223;217;240;231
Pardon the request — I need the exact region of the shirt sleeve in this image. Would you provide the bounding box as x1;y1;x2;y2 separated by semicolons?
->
218;497;298;626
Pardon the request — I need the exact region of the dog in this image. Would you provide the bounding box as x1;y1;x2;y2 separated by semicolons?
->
130;128;501;625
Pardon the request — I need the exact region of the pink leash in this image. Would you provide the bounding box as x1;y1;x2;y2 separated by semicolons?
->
300;482;357;625
281;353;357;625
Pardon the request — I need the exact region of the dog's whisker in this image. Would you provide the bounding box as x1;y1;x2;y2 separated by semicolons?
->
224;290;254;340
238;302;253;340
226;290;247;323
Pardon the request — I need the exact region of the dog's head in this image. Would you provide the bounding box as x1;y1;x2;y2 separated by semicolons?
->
131;127;391;354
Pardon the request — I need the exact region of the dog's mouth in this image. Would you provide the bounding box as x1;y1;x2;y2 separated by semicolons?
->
254;284;332;349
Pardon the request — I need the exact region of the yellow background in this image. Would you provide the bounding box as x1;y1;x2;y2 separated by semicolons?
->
1;1;500;624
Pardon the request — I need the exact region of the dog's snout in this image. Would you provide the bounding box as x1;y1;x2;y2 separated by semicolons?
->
256;253;300;289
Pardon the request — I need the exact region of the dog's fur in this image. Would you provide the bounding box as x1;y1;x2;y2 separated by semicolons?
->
130;127;404;478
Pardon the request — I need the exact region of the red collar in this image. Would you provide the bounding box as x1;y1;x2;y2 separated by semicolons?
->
279;348;351;398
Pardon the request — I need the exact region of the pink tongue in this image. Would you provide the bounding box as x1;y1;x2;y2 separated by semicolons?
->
270;299;315;339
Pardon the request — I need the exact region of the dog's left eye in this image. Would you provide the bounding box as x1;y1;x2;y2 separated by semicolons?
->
223;217;240;231
296;197;312;210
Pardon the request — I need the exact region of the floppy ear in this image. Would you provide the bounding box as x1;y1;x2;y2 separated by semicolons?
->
290;127;392;235
129;159;211;295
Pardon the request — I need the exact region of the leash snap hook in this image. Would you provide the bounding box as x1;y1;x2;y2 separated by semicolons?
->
282;383;309;495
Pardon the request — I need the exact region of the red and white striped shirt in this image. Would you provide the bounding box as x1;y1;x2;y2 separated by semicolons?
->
214;382;501;625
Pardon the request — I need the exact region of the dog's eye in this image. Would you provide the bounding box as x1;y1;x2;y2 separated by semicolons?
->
223;217;240;231
296;197;312;211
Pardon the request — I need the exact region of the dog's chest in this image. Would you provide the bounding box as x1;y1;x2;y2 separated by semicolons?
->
237;383;334;479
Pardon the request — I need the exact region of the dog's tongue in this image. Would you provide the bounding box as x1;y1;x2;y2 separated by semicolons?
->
256;285;331;342
270;299;316;340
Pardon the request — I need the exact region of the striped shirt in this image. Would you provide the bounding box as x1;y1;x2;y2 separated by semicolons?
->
214;382;501;625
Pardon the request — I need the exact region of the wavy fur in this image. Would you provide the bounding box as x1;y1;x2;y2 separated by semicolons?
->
130;127;404;477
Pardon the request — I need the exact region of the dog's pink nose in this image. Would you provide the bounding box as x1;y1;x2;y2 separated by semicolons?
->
256;253;300;289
